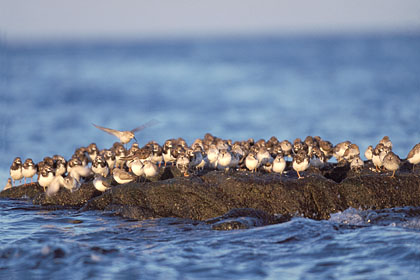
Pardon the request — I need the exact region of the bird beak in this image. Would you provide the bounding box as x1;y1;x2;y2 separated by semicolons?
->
134;136;138;143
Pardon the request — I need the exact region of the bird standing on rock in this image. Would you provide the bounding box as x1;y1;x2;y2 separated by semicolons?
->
350;156;364;173
190;147;205;171
383;151;400;178
92;155;109;177
206;144;219;169
22;158;37;185
272;154;286;175
4;178;12;191
38;166;55;192
245;153;259;172
112;168;136;184
143;160;159;178
217;149;232;172
93;174;111;192
364;145;373;161
130;159;144;177
407;143;420;171
9;157;23;186
176;152;190;177
87;143;99;162
372;143;386;172
293;150;310;179
333;141;351;163
379;136;393;150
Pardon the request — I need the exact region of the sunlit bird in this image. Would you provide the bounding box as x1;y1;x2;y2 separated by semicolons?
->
92;119;158;144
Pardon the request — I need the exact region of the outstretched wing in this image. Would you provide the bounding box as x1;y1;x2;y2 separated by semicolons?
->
69;166;93;182
46;175;65;197
131;119;159;133
93;123;120;137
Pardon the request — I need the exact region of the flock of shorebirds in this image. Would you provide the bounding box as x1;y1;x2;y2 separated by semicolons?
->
4;122;420;196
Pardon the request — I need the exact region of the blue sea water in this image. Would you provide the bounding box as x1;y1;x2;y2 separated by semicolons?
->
1;33;420;279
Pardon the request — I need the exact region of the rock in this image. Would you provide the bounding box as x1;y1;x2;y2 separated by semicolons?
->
2;165;420;224
0;183;43;200
32;181;102;208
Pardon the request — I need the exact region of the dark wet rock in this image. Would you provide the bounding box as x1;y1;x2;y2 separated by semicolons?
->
0;183;43;200
2;165;420;223
322;164;350;183
32;180;102;208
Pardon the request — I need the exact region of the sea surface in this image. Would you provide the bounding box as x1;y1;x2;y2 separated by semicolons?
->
1;33;420;279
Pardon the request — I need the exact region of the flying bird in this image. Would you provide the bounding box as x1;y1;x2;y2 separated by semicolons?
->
92;120;158;144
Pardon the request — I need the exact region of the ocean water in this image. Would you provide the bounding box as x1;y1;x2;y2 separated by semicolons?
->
1;34;420;278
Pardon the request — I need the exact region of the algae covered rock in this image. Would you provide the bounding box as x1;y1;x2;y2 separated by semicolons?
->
2;167;420;223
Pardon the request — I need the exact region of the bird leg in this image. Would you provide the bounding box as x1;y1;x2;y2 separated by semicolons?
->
297;171;304;179
390;170;396;178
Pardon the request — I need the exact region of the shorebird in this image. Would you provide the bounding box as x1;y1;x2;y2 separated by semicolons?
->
372;143;386;172
245;153;259;172
383;151;400;178
93;174;111;192
112;168;136;184
130;159;144;177
206;144;219;169
280;140;293;158
189;147;205;171
92;155;109;177
364;145;373;161
46;165;91;196
293;138;308;155
103;149;116;171
114;144;128;169
55;160;67;177
87;143;99;162
319;139;333;159
176;152;190;177
309;146;326;169
163;139;176;167
143;160;159;178
407;143;420;171
67;157;82;174
350;156;364;173
333;141;351;162
4;178;12;191
10;157;23;186
343;144;360;162
46;175;82;196
217;149;232;172
272;154;286;175
149;142;163;166
256;146;272;166
379;136;393;150
229;152;241;170
92;119;157;145
22;158;37;185
38;166;55;192
293;150;310;179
